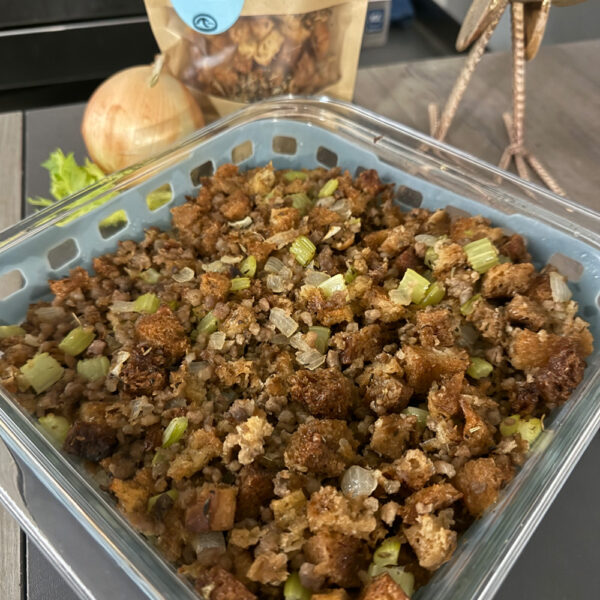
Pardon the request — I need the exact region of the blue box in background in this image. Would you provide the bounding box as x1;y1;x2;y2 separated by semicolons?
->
362;0;392;47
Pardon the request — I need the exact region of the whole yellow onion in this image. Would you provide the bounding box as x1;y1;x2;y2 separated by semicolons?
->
82;57;204;173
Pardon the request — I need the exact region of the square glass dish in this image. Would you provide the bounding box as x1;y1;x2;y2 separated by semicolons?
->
0;97;598;600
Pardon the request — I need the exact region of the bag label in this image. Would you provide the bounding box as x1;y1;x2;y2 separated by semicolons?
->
170;0;244;35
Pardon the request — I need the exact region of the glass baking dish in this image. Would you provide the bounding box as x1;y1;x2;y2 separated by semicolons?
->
0;97;598;600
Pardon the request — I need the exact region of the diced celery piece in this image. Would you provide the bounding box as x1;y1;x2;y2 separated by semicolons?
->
38;413;70;444
133;293;160;314
167;300;179;311
290;236;316;267
0;325;25;338
424;247;438;269
283;572;311;600
230;276;251;291
162;416;188;448
318;273;347;298
59;326;95;356
418;281;445;307
392;268;430;305
147;489;178;513
344;267;357;284
77;356;110;381
373;537;402;567
499;415;521;437
467;357;493;379
402;406;429;428
20;353;64;394
368;564;415;597
318;178;338;198
284;170;308;182
460;293;482;316
289;192;313;216
197;312;218;335
464;237;499;273
308;326;330;354
240;255;257;278
140;268;161;283
517;417;543;445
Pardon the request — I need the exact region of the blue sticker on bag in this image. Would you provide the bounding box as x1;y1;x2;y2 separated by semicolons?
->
171;0;245;35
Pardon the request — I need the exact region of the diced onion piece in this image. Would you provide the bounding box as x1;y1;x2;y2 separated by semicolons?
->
162;416;188;448
140;268;161;283
283;572;311;600
266;274;286;293
59;326;95;356
373;537;402;567
266;229;299;249
133;293;160;314
269;307;298;337
148;489;178;513
318;178;339;198
368;564;415;597
110;350;130;376
466;357;493;379
208;331;226;350
20;353;64;394
38;413;70;444
418;281;445;307
289;235;316;267
549;271;572;302
171;266;194;283
322;225;341;241
289;192;313;216
77;356;110;381
344;267;358;284
240;255;257;278
34;306;66;322
220;255;243;265
392;268;430;305
265;256;285;274
499;415;521;437
517;417;543;445
318;273;347;299
414;234;438;246
0;325;25;338
230;276;251;291
341;465;378;498
308;326;330;354
197;312;218;335
110;300;136;313
284;170;308;182
460;293;482;316
464;237;499;273
402;406;429;428
229;216;253;229
296;349;326;370
290;332;312;352
202;260;228;273
305;269;330;286
424;247;438;269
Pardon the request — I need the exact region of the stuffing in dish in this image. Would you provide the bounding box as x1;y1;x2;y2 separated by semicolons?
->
0;164;593;599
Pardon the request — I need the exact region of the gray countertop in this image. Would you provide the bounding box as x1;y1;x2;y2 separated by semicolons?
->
1;39;599;600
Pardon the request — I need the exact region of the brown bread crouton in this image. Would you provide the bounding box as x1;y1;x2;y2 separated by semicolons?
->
450;216;503;245
309;206;342;229
363;229;389;250
197;217;222;257
93;256;120;279
289;368;354;419
195;566;256;600
362;287;406;323
481;263;535;299
307;486;379;540
304;532;368;588
432;241;467;275
416;308;456;347
526;271;554;303
110;468;154;514
453;458;503;517
185;484;237;532
49;267;90;300
314;591;351;600
370;414;419;460
392;449;435;490
379;225;416;257
167;429;222;482
119;347;167;395
505;294;547;330
500;233;530;263
361;573;410;600
467;299;506;344
219;190;251;221
63;421;117;462
199;272;230;302
246;551;288;585
171;202;202;231
284;419;357;477
271;489;309;552
394;246;423;276
399;483;463;524
427;373;463;419
402;346;469;394
340;324;387;364
269;206;300;234
404;512;457;571
459;395;495;456
509;328;563;371
236;464;275;520
364;374;413;415
135;306;188;360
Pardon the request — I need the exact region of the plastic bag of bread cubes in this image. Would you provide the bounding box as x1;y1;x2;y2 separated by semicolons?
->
145;0;368;119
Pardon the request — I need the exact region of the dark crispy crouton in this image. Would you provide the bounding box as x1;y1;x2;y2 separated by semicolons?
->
236;464;275;520
219;190;251;221
365;375;413;415
290;368;354;419
403;513;457;570
459;396;495;456
402;346;469;394
450;216;503;244
361;573;409;600
509;381;540;415
119;347;168;395
481;263;535;299
340;324;387;364
370;414;419;459
185;484;237;532
416;308;456;347
171;202;202;231
304;532;368;588
49;267;90;300
391;449;435;490
423;209;451;236
195;566;256;600
505;294;547;330
526;272;553;303
199;272;230;302
269;207;300;234
356;168;385;197
394;246;423;276
399;483;462;524
284;419;357;477
500;234;530;263
135;306;188;360
63;421;117;462
363;230;390;250
453;458;503;517
427;373;462;419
